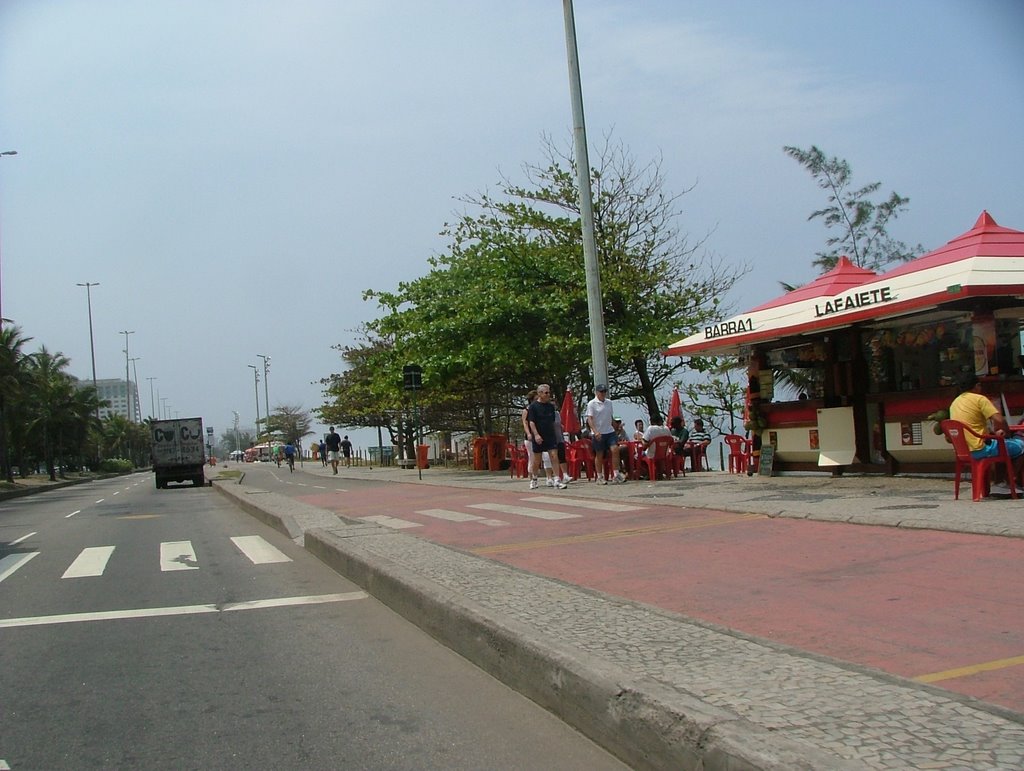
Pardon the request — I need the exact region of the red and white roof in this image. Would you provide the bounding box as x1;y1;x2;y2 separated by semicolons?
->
665;211;1024;357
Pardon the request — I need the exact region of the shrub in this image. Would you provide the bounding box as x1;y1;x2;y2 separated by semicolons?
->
99;458;133;473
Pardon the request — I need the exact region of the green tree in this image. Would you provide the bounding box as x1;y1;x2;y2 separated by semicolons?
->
784;145;922;272
333;136;745;436
680;357;747;436
25;347;77;480
0;325;33;482
267;404;314;447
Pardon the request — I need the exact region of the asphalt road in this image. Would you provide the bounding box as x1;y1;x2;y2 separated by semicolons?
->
252;462;1024;716
0;473;626;770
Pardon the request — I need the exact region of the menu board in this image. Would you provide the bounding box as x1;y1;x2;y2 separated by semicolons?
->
758;444;776;477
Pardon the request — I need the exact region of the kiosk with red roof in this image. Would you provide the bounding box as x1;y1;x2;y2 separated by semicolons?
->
665;212;1024;474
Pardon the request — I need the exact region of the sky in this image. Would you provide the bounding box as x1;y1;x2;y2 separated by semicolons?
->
1;0;1022;451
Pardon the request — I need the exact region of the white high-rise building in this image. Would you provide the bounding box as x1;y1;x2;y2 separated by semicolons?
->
75;378;142;422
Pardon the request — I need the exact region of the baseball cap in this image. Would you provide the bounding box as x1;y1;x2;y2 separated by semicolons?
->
595;384;608;392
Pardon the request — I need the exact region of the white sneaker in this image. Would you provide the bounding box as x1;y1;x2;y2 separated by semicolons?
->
561;476;572;485
546;477;556;487
598;476;608;485
529;478;539;490
556;479;568;489
989;482;1013;496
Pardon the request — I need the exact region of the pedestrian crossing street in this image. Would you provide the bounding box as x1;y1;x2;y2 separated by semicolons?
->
0;535;291;585
357;494;647;530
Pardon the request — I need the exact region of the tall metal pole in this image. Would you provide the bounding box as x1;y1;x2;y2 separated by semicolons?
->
248;364;261;442
129;357;141;422
257;354;271;437
120;330;134;422
0;150;17;330
161;396;169;419
562;1;608;389
76;282;100;420
147;377;157;419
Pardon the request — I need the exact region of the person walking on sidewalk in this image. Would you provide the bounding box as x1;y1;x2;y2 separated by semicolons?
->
341;435;353;467
527;384;566;490
325;427;342;474
586;384;626;484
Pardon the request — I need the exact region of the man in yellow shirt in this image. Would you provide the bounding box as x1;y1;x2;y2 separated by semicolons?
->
950;373;1024;494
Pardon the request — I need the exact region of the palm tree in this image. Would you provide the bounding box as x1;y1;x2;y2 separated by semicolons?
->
0;325;33;482
25;346;75;480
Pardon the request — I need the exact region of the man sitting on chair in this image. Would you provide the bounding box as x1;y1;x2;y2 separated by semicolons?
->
685;418;712;471
950;373;1024;494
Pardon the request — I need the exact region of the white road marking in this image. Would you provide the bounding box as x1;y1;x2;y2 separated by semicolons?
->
160;541;199;571
95;499;105;504
1;758;10;769
0;552;39;584
62;546;116;578
358;515;422;529
0;592;367;629
9;532;36;546
230;535;292;564
112;491;120;496
65;509;81;518
467;503;582;520
313;485;327;489
524;496;645;512
417;509;509;527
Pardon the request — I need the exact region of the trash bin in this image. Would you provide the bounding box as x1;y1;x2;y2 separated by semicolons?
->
416;444;429;470
487;434;508;472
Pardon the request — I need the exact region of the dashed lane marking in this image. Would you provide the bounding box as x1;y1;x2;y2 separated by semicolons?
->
0;592;368;629
523;495;645;512
467;503;582;521
9;532;36;546
65;510;81;518
416;509;509;527
474;512;764;555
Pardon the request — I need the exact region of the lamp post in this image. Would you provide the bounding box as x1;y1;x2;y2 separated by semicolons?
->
561;2;608;389
248;364;260;443
129;357;141;423
146;377;157;419
161;396;169;419
257;354;271;438
120;330;134;422
76;282;100;420
0;150;16;329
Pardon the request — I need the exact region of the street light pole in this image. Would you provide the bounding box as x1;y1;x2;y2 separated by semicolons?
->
129;357;141;422
257;354;271;438
561;1;608;389
146;377;157;419
76;282;100;420
0;150;17;329
248;364;260;443
161;396;169;420
120;330;134;422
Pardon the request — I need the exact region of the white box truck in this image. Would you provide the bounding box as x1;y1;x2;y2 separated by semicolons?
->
151;417;207;489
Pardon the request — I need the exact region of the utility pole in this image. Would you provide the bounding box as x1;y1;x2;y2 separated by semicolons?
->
129;357;141;422
257;354;271;439
248;364;261;443
562;0;608;389
76;282;100;420
147;377;157;419
0;149;17;330
120;330;135;423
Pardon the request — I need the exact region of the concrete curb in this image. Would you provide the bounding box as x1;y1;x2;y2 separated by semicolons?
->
213;479;860;770
0;471;134;502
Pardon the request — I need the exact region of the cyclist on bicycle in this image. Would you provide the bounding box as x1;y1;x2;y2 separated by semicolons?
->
284;442;296;471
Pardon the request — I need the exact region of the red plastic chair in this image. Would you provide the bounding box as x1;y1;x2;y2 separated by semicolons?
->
508;443;529;479
639;436;675;481
940;419;1019;502
567;440;596;481
723;434;752;474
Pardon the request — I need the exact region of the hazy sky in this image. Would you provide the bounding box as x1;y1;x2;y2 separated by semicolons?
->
1;0;1022;449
